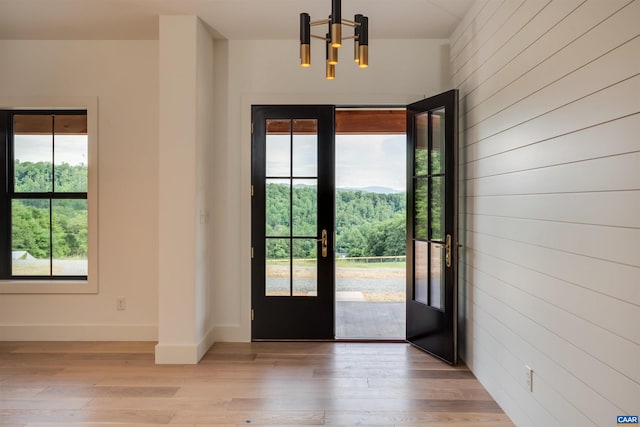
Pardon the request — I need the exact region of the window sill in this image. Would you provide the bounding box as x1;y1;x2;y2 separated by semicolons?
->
0;280;97;294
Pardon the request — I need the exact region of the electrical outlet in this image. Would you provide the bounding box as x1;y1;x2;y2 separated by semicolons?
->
525;365;533;392
116;297;126;311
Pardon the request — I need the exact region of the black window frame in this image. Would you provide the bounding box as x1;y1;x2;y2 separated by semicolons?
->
0;109;88;280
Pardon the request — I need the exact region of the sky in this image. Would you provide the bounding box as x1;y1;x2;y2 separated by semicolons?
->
336;134;406;191
267;134;406;192
14;134;88;165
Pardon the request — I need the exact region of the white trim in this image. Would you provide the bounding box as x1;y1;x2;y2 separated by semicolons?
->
213;324;248;342
155;343;199;364
197;326;216;360
0;96;99;294
154;327;215;364
0;323;156;341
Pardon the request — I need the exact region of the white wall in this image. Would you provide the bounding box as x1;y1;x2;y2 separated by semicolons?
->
156;16;215;364
451;1;640;426
210;38;451;341
0;40;159;340
0;29;462;355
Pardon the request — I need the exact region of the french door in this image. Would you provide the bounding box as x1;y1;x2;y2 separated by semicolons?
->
251;91;458;351
406;89;459;364
251;105;335;339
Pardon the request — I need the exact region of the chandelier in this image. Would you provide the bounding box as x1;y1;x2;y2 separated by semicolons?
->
299;0;369;79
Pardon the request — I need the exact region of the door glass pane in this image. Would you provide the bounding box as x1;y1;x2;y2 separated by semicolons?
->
12;199;51;276
52;199;88;276
266;179;290;236
54;115;88;193
414;113;428;176
266;119;290;177
414;177;427;240
293;239;317;296
430;242;444;309
414;241;428;304
266;238;290;296
292;119;317;177
13;115;53;193
292;179;317;237
430;176;445;241
430;108;445;175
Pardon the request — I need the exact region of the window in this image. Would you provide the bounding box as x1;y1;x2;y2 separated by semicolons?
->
0;110;90;284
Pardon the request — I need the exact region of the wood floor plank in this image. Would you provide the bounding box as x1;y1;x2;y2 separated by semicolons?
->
324;410;514;426
35;386;180;398
0;341;514;426
227;397;502;413
0;398;90;410
0;409;175;424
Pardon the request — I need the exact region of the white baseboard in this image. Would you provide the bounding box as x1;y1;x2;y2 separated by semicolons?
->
213;324;250;342
154;343;200;364
155;326;216;364
0;323;157;341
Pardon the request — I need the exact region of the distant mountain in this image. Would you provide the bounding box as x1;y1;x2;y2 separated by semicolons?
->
338;186;404;194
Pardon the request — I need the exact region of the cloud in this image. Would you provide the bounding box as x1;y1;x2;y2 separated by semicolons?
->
14;134;87;165
265;133;406;191
336;134;406;191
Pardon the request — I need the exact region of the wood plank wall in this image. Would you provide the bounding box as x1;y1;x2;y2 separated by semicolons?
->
449;1;640;426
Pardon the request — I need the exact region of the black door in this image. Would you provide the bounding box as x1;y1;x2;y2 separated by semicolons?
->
251;105;335;339
406;90;459;364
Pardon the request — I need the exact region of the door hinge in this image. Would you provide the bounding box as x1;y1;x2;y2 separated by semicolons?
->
251;122;254;134
251;247;254;258
251;185;254;196
251;308;255;321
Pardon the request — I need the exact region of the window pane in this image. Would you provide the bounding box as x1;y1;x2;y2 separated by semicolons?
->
292;119;317;177
414;241;428;304
414;178;427;240
13;115;53;193
430;108;445;175
293;179;317;237
266;179;290;237
266;120;290;177
12;199;51;276
292;239;317;296
429;242;444;309
414;112;427;176
266;238;290;296
54;115;88;193
430;176;445;241
52;199;88;276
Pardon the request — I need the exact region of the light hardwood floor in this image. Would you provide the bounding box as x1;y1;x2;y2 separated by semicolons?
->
0;341;515;426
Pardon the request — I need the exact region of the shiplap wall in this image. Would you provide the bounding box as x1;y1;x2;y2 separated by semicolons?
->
450;1;640;426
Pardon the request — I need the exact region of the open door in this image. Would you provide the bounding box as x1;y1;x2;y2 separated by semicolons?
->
406;89;458;364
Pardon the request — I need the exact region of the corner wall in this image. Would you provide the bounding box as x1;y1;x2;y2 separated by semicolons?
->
451;1;640;426
156;16;215;364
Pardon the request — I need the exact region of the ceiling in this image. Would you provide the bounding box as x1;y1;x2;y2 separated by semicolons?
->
0;0;475;40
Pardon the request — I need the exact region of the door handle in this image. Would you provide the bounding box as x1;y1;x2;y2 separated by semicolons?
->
317;229;328;258
445;234;452;268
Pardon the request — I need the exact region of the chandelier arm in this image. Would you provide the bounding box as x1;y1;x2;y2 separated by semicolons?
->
310;19;330;26
311;34;328;41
